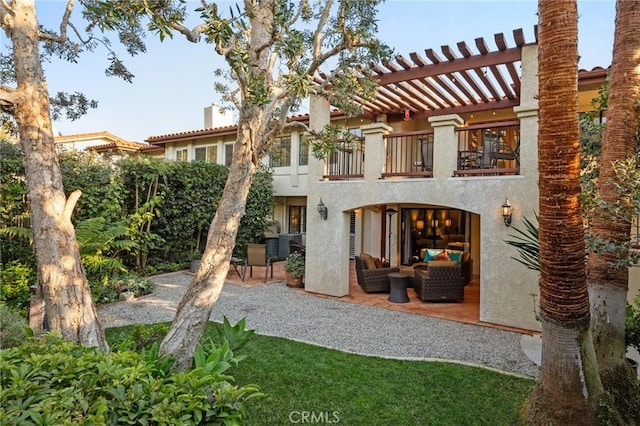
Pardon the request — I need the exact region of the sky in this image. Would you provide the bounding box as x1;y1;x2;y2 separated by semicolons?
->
28;0;616;143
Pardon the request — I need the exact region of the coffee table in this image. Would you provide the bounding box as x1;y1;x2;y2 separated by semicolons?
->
387;272;410;303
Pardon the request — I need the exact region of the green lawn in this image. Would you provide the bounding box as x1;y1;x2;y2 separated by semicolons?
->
230;335;534;425
106;325;534;425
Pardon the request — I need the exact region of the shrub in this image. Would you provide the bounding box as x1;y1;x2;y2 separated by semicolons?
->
0;334;263;425
0;304;28;349
0;261;36;317
626;291;640;353
283;252;305;278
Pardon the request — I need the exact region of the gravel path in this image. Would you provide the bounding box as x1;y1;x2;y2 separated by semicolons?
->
98;271;540;378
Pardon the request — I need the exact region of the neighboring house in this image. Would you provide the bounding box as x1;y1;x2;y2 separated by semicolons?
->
54;131;155;157
145;28;635;331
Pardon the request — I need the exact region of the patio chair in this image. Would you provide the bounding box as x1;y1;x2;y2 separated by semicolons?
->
413;260;464;302
489;142;518;168
243;243;273;283
354;255;400;293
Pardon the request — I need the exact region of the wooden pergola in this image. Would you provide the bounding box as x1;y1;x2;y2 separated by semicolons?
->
316;27;607;120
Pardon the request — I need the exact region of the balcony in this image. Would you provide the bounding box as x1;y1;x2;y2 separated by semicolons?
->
383;131;434;178
322;138;364;180
454;122;520;176
321;122;520;181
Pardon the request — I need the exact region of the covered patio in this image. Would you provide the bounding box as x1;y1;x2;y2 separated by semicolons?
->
224;259;536;335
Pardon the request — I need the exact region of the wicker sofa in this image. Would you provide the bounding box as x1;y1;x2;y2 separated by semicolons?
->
413;260;465;302
354;254;400;293
415;251;473;285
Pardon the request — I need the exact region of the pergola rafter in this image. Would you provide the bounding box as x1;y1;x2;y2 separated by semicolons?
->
314;26;607;121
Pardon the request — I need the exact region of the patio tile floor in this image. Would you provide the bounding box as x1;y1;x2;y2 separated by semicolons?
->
225;259;537;335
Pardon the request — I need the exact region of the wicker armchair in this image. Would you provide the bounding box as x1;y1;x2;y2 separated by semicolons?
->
354;255;399;293
414;260;465;302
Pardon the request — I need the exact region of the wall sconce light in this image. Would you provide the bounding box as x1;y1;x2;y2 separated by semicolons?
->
501;198;512;226
416;220;424;231
444;219;451;228
317;198;328;220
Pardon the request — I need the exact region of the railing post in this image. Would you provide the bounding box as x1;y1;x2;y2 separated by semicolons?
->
428;114;464;178
361;122;393;181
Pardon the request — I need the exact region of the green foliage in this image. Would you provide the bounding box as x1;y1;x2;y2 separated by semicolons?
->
209;316;256;353
236;167;274;255
0;142;32;264
90;274;154;306
110;322;170;352
109;274;154;297
283;252;305;278
626;292;640;353
59;149;125;223
0;261;36;317
0;333;262;425
76;216;136;276
504;213;540;272
0;304;28;349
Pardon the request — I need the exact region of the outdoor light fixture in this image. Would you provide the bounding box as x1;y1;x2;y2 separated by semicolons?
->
404;108;411;121
444;219;451;228
501;198;512;226
317;198;328;220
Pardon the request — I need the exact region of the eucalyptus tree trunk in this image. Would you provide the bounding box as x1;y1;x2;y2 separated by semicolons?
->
525;1;607;423
4;1;107;349
588;0;640;419
159;109;266;370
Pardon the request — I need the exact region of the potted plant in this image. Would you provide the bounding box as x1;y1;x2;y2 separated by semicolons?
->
284;252;305;288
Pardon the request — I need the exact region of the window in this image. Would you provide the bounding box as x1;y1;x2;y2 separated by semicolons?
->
348;127;362;137
289;206;306;233
224;144;234;167
194;146;218;163
299;135;309;166
270;136;291;168
176;148;188;161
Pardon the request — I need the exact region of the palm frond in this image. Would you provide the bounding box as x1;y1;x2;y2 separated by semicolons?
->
0;227;33;244
504;212;540;272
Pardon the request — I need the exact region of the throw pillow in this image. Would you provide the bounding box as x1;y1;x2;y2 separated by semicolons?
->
359;252;376;270
424;248;443;262
446;249;463;264
434;251;450;261
373;257;383;268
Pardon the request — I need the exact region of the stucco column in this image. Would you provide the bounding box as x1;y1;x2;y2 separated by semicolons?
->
514;44;539;179
428;114;464;178
304;96;350;296
308;96;331;181
361;122;393;181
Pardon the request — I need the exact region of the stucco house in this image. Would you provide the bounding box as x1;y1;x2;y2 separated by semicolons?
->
145;28;636;332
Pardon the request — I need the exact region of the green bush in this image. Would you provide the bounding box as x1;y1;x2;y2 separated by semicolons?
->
0;261;36;317
626;291;640;353
0;304;28;349
90;274;155;305
0;334;263;425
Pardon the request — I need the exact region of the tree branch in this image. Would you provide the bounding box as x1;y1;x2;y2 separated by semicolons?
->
312;0;333;60
168;21;208;43
0;85;20;109
64;190;82;222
